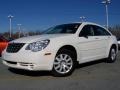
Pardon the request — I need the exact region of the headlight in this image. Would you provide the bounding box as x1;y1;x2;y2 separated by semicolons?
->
26;39;50;52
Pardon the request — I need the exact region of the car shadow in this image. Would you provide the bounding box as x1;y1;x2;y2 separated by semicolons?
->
8;68;51;77
76;59;106;69
8;59;106;77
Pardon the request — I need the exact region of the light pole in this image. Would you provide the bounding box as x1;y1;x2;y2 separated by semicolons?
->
102;0;111;29
80;16;86;22
8;15;14;38
17;24;22;38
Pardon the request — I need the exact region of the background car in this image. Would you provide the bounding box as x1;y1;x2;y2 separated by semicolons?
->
0;35;8;56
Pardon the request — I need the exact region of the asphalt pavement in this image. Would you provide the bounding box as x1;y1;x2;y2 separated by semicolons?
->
0;52;120;90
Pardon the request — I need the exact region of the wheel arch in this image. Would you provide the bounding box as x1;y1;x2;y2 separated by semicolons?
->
110;44;118;52
107;44;118;57
56;45;77;61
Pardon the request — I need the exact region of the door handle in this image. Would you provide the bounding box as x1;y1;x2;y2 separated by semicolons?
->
95;38;99;39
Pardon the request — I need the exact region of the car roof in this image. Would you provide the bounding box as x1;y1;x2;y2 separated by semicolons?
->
73;22;107;29
74;22;101;26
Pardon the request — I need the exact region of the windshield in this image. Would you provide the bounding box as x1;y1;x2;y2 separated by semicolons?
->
43;23;81;34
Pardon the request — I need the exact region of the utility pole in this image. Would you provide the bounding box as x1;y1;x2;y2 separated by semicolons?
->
17;24;22;38
102;0;111;29
8;15;14;38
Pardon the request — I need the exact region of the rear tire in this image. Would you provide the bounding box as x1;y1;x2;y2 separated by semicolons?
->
52;49;76;77
106;47;117;63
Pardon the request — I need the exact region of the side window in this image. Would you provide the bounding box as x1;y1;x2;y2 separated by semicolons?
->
93;26;111;36
79;25;94;37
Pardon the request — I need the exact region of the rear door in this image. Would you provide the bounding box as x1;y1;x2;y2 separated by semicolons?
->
92;25;111;57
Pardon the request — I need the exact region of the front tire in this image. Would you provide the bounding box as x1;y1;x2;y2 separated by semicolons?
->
52;49;75;77
106;47;117;63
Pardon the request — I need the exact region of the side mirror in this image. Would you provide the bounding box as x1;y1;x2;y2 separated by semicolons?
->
79;35;88;39
83;35;88;38
79;33;89;39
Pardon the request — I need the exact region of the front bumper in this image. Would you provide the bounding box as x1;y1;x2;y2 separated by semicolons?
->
2;50;56;71
3;60;37;71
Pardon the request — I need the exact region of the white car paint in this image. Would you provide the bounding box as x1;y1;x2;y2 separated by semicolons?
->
118;40;120;50
118;41;120;44
1;22;118;72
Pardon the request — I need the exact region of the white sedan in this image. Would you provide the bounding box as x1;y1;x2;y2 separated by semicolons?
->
2;22;118;76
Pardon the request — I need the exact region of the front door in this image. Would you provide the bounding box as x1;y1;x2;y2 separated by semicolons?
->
77;25;107;63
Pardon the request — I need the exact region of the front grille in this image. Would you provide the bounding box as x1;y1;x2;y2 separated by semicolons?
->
6;43;25;53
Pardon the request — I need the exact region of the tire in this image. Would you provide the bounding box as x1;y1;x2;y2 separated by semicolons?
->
52;49;76;77
106;47;117;63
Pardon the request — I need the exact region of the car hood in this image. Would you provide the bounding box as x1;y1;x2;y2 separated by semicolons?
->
11;34;73;43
